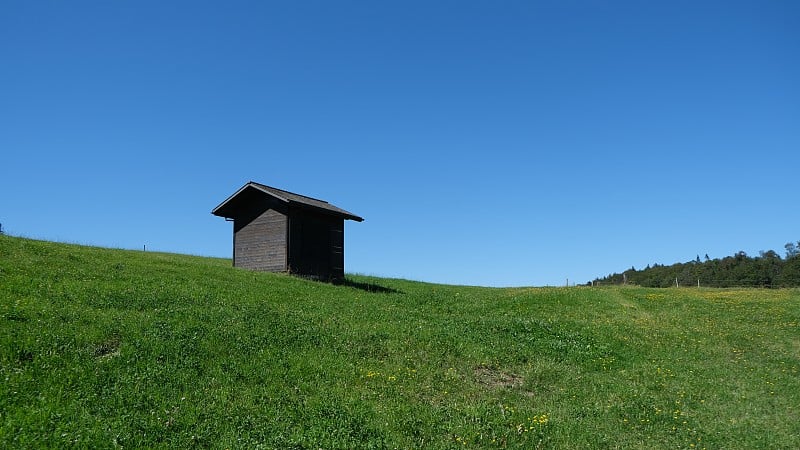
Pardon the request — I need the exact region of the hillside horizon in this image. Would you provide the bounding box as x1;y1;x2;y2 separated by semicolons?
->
2;234;798;448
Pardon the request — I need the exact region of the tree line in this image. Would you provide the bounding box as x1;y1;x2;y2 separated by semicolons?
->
591;241;800;288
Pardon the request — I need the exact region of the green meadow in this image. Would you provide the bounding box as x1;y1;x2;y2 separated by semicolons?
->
1;235;798;448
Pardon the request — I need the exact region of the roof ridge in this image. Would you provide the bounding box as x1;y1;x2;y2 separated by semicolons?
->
211;180;363;222
250;181;330;204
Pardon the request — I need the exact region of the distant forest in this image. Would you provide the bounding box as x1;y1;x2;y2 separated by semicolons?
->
592;241;800;288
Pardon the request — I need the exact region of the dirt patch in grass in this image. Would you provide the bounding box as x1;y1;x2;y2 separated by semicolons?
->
94;335;121;359
474;364;526;391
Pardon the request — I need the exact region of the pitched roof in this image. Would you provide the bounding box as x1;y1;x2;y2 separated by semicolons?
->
212;181;364;222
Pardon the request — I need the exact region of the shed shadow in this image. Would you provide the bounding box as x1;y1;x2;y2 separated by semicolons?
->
334;278;402;294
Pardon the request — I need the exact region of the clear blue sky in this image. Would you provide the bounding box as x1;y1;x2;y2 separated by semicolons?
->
2;1;798;286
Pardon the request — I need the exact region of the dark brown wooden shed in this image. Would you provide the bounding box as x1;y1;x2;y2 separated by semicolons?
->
212;181;363;280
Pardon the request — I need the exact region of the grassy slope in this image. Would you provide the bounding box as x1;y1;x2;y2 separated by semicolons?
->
1;235;799;449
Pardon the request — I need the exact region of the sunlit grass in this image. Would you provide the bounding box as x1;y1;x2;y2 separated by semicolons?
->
1;235;799;448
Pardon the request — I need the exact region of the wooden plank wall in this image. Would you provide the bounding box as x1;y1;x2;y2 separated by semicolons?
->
234;208;287;271
288;210;345;279
329;221;345;279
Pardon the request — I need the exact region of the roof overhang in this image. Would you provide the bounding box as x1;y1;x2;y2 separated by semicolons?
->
211;183;286;218
212;182;364;222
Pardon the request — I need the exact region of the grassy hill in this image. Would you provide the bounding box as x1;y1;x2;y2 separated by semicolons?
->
1;235;799;449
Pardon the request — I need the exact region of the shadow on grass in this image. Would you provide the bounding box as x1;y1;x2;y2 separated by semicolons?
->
289;273;402;294
334;278;402;294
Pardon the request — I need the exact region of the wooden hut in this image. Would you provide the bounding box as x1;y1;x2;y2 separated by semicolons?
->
212;181;363;280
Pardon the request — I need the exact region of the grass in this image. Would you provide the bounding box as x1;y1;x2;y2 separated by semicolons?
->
1;234;799;449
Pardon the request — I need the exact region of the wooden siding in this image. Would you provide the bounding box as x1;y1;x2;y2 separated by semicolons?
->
288;209;345;279
234;208;287;272
330;223;344;279
214;182;360;279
